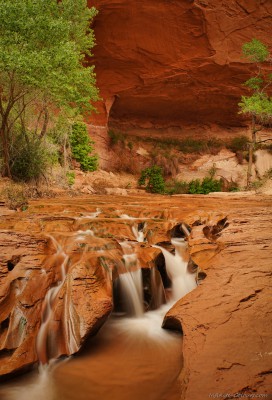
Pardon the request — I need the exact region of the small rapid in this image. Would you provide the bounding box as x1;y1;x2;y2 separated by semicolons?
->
0;215;196;400
36;236;69;364
154;238;197;301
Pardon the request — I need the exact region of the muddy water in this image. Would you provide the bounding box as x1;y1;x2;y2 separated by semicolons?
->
53;308;182;400
0;307;182;400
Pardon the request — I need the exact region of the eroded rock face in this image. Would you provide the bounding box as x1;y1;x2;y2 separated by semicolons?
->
164;200;272;398
0;229;114;377
0;193;271;400
89;0;272;129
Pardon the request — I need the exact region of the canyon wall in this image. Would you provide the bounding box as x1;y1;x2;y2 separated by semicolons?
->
89;0;272;131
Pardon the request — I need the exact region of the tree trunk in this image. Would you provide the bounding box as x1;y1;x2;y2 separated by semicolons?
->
246;142;253;188
0;124;11;178
40;106;49;138
246;116;257;189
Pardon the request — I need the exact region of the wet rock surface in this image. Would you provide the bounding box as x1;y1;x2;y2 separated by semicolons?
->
0;193;271;399
164;201;272;398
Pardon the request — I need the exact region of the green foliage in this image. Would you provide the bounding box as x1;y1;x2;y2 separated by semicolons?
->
239;39;272;124
244;77;263;91
242;39;269;63
188;177;222;194
0;0;99;112
138;165;165;194
227;136;249;152
0;0;99;177
239;93;272;123
70;123;98;171
166;176;222;195
134;135;223;154
228;183;240;192
9;131;57;181
1;183;28;210
66;171;75;186
108;130;125;146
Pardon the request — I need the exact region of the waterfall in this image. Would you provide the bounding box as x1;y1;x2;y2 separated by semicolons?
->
118;269;144;317
36;236;69;365
119;214;145;242
132;225;145;242
154;238;196;301
118;242;144;317
1;228;193;400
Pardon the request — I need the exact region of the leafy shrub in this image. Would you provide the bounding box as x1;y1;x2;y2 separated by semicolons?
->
188;177;222;194
108;130;125;146
9;132;56;181
138;165;165;194
179;138;207;153
1;183;28;210
66;171;75;186
135;135;223;154
227;136;249;152
70;123;98;171
188;179;202;194
228;183;240;192
165;176;222;195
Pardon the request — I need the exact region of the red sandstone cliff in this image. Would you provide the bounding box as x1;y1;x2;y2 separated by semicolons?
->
89;0;272;130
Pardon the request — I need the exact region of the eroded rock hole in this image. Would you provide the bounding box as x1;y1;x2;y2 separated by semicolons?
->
197;270;207;283
0;348;15;359
7;261;15;271
170;223;191;238
188;258;207;284
0;317;10;330
187;258;198;274
162;316;183;333
203;217;229;240
7;256;20;272
154;252;171;289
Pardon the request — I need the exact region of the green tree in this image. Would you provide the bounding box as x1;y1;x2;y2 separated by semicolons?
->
0;0;99;178
70;122;98;171
239;39;272;187
138;165;165;194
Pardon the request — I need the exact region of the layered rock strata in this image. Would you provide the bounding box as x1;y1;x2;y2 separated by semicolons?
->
89;0;272;129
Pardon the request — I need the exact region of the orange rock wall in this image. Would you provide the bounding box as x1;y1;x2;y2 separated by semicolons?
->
89;0;272;129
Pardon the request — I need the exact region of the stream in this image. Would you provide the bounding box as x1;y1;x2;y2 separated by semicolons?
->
0;201;197;400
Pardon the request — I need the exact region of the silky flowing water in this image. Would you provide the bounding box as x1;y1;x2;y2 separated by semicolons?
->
0;203;197;400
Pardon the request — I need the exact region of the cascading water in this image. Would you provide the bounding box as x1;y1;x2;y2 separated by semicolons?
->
36;236;69;364
118;258;144;317
1;219;196;400
154;238;197;301
132;224;145;242
120;214;145;242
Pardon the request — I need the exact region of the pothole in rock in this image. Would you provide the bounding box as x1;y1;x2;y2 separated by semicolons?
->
169;223;191;239
7;256;21;272
203;217;229;241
